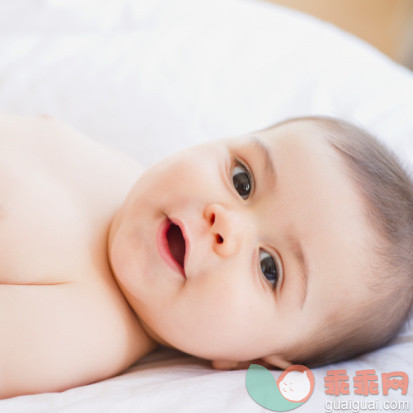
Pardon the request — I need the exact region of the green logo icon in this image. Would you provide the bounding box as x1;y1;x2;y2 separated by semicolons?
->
246;364;315;411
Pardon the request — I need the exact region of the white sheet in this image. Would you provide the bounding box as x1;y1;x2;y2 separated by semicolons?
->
0;0;412;411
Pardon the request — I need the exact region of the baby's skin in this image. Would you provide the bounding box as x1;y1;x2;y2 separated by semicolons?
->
0;113;157;398
0;113;373;398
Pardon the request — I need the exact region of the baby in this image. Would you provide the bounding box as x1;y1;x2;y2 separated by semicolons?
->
0;113;412;398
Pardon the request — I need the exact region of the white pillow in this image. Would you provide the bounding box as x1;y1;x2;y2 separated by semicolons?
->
0;0;412;170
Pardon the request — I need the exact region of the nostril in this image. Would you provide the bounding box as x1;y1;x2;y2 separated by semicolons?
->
210;213;215;225
216;234;223;244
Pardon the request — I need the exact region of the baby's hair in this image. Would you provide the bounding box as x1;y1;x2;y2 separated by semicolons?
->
261;115;413;368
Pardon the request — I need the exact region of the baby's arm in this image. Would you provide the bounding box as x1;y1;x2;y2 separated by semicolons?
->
0;283;142;399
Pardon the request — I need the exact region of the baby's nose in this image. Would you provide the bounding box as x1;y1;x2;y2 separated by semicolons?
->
204;203;245;256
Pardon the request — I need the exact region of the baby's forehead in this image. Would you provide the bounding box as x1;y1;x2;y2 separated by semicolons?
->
224;120;331;159
261;119;328;146
227;119;323;143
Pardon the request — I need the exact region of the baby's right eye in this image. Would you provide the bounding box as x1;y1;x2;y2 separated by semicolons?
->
232;161;253;200
260;249;280;291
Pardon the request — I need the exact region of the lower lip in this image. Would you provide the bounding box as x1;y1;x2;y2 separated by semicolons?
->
156;217;186;278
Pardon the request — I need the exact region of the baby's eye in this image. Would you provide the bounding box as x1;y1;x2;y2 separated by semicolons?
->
260;249;280;291
232;161;253;200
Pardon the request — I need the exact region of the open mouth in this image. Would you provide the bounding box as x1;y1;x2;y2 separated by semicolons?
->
166;221;186;271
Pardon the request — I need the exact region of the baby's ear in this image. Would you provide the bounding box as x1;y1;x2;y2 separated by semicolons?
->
211;360;240;370
211;357;283;371
262;354;292;370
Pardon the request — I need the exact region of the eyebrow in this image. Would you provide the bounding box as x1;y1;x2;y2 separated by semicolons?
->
249;137;277;196
248;136;309;309
286;232;309;309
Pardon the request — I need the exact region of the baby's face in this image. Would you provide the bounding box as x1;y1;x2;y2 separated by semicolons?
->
108;120;372;365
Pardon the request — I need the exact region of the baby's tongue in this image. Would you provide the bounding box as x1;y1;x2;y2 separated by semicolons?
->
167;223;185;268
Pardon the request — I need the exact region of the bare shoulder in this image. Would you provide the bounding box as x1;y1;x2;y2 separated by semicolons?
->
0;281;157;399
0;112;145;175
0;113;152;398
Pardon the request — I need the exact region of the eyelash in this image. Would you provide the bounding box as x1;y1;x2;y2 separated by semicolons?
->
230;156;282;292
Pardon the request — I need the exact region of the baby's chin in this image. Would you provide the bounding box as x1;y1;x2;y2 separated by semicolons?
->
137;319;174;349
107;203;125;249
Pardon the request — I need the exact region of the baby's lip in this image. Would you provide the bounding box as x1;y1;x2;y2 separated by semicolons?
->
168;215;191;277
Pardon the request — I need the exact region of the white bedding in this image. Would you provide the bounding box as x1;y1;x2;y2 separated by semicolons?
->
0;0;412;411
